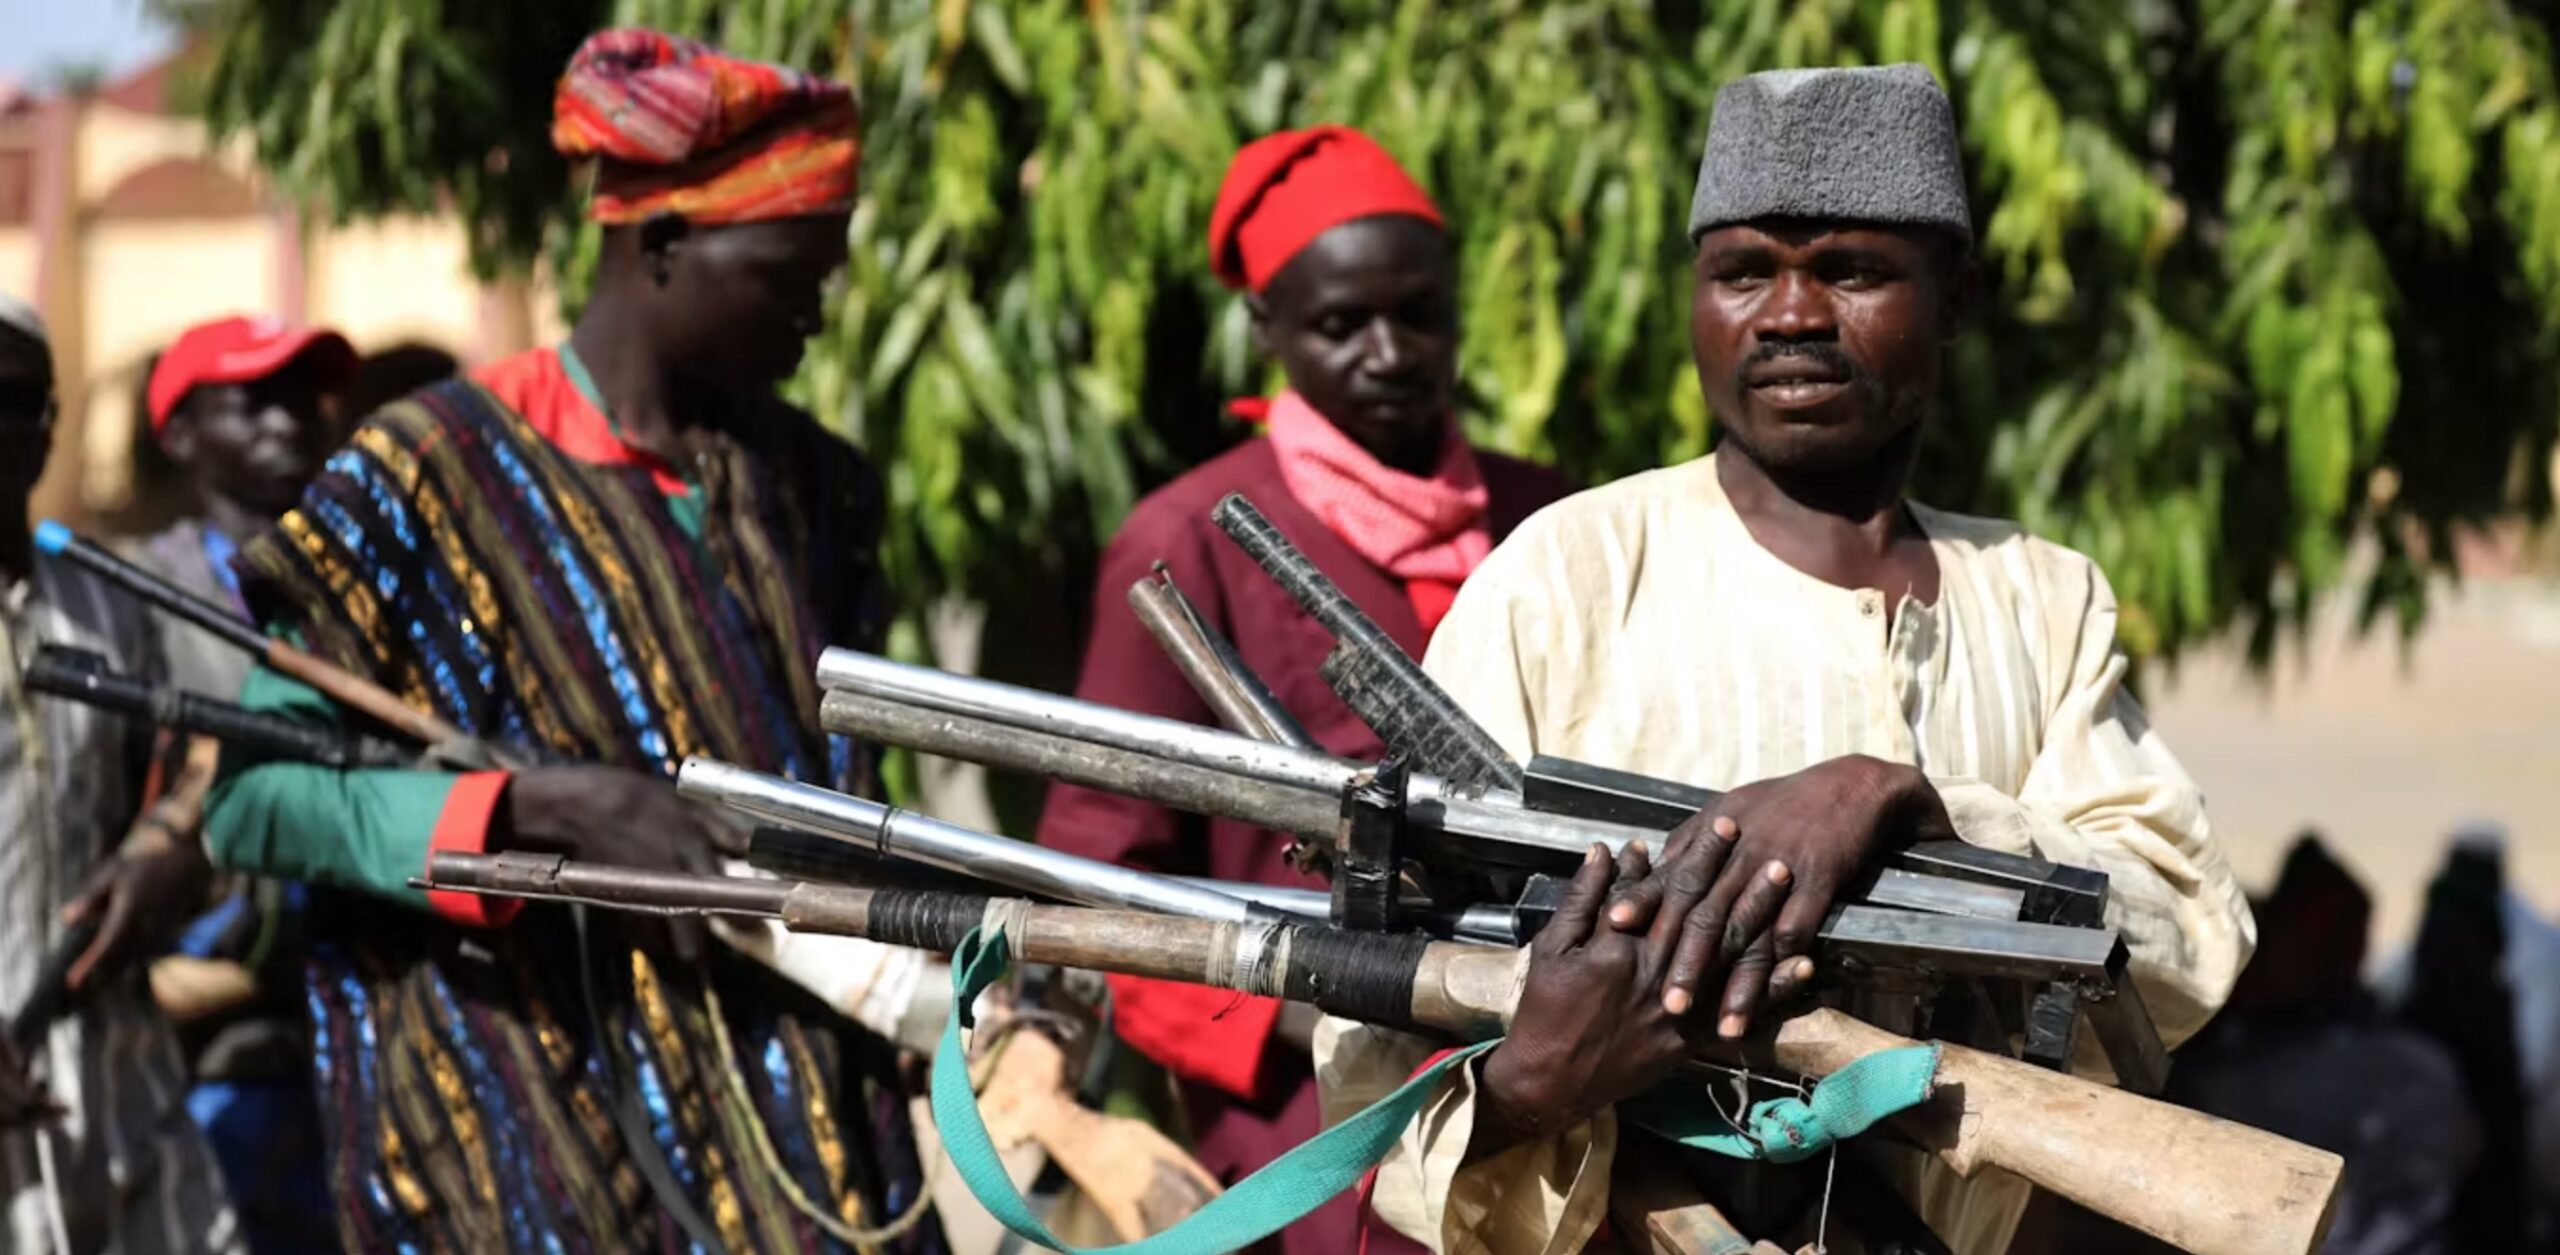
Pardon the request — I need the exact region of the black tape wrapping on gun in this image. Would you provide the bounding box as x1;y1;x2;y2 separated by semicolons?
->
1210;493;1523;793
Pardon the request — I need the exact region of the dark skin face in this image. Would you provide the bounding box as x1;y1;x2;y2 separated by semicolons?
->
163;352;339;518
0;327;53;526
1249;215;1458;475
1689;218;1959;477
631;212;851;393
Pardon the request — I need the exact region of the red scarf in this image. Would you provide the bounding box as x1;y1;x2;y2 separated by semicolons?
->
1258;390;1492;636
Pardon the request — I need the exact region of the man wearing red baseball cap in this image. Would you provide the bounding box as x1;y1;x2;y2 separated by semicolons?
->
1034;125;1567;1255
82;312;356;1253
145;316;354;566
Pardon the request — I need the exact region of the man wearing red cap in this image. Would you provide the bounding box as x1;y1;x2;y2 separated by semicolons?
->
1033;125;1565;1255
80;314;357;1254
199;31;943;1254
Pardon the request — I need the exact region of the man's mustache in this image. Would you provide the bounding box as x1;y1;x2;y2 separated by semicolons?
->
1733;342;1871;394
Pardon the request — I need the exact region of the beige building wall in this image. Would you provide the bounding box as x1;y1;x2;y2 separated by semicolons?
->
0;231;36;303
8;56;541;532
81;218;278;371
309;216;502;357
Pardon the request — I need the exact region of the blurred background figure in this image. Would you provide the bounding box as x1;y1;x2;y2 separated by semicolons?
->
2170;836;2482;1255
0;292;243;1254
2377;827;2551;1250
118;313;357;1254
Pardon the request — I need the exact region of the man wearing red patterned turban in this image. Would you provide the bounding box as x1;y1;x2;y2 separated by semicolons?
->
202;29;946;1255
1034;125;1567;1255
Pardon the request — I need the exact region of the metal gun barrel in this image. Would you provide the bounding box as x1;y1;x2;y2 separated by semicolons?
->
818;646;1357;795
1126;573;1314;750
818;690;1342;837
1184;880;1519;943
813;665;1654;863
675;757;1269;924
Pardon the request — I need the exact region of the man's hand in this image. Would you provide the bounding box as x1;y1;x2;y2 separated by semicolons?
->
62;819;210;990
1469;844;1706;1161
495;766;730;960
0;1035;61;1132
1604;755;1955;1039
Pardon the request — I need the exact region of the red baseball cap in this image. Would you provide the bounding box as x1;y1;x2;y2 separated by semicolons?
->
147;315;357;435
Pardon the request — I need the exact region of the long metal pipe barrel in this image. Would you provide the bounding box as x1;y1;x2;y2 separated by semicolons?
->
813;649;1656;860
1187;880;1518;944
675;757;1270;924
818;691;1342;838
818;647;1358;795
1126;575;1315;750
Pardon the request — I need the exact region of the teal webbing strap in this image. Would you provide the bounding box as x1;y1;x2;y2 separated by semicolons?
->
1625;1044;1941;1163
930;928;1493;1255
930;927;1942;1252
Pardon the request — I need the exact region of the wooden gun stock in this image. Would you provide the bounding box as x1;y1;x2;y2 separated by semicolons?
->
1760;1010;2340;1255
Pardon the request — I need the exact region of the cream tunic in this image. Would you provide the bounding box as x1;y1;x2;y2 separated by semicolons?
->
1316;453;2254;1254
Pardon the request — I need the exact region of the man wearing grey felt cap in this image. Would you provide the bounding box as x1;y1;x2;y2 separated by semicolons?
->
1320;64;2250;1254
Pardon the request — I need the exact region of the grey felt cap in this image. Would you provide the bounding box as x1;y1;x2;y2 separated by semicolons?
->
1687;63;1971;245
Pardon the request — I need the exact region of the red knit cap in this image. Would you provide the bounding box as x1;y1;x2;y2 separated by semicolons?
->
1206;126;1443;292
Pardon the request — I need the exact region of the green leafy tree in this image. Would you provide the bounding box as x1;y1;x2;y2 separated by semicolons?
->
175;0;2560;674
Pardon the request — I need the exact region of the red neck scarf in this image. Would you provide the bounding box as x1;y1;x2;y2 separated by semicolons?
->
1261;390;1491;636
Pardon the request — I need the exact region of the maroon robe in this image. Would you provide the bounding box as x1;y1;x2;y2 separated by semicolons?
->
1035;435;1566;1254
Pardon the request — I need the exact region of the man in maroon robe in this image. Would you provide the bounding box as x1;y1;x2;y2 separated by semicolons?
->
1033;126;1567;1253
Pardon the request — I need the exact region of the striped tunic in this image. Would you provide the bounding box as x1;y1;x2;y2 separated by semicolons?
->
205;354;939;1255
1319;452;2255;1255
1;556;240;1254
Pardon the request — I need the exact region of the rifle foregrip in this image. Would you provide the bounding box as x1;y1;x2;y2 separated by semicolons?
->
1212;494;1523;792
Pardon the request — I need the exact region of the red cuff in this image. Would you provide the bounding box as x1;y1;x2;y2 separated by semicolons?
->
1105;973;1287;1100
424;772;520;928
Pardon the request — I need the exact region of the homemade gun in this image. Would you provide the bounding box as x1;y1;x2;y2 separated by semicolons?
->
811;643;2166;1090
414;849;2342;1255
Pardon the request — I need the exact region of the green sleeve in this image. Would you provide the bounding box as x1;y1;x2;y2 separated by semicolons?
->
204;664;489;910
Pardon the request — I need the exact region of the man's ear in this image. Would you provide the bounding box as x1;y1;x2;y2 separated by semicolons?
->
160;408;197;465
1938;243;1982;343
1245;291;1273;357
638;212;692;286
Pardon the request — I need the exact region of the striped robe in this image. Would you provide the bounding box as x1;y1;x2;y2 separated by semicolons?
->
2;557;241;1255
218;362;939;1255
1321;451;2255;1255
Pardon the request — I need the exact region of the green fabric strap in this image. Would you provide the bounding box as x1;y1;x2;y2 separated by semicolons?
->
930;928;1942;1252
1624;1043;1942;1163
930;927;1493;1255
